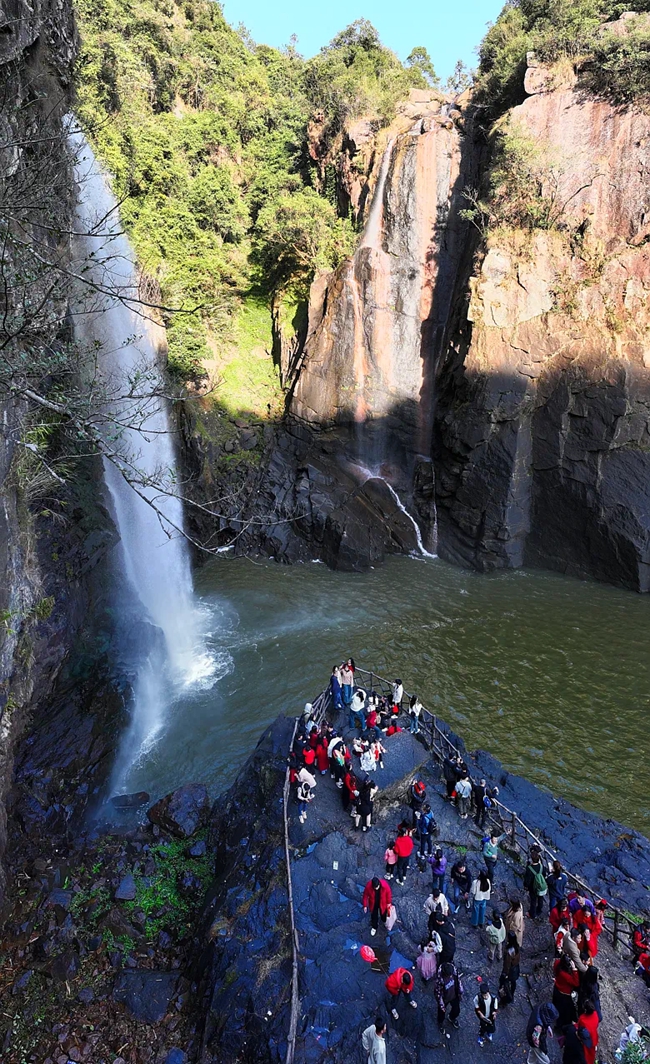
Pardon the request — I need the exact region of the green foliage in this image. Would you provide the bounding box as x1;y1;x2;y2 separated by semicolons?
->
75;1;424;381
406;46;440;87
123;833;212;941
621;1037;650;1064
476;0;650;117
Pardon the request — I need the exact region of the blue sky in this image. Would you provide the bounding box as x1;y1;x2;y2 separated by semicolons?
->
221;0;505;81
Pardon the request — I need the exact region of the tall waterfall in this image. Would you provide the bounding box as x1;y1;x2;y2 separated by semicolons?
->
69;127;217;787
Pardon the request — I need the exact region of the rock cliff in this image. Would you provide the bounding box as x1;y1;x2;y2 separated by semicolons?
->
435;60;650;590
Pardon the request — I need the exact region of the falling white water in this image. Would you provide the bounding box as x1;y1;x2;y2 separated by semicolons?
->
351;463;437;559
360;139;394;250
68;123;219;781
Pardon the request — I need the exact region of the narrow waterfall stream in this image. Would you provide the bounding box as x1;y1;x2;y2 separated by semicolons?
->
69;128;221;793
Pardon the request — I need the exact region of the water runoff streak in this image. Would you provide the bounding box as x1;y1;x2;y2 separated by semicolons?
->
352;463;437;560
68;124;221;791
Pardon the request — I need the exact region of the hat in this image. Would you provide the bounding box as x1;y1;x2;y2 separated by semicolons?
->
597;899;608;908
414;781;426;795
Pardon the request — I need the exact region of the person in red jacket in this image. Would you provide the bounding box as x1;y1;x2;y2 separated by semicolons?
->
577;1000;599;1064
363;876;392;936
549;898;570;934
385;967;417;1020
393;827;414;885
315;739;329;775
632;920;649;960
552;954;579;1027
343;769;359;814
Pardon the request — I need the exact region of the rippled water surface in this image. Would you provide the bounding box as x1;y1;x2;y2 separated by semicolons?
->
120;555;650;834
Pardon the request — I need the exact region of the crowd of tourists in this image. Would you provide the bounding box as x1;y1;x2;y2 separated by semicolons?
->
289;660;650;1064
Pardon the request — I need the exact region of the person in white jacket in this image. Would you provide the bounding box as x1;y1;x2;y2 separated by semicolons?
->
424;888;450;918
392;679;404;711
361;1019;387;1064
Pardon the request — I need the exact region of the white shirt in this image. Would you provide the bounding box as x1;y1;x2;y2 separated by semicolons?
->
392;683;403;705
424;892;450;917
297;768;316;788
456;778;472;799
362;1026;386;1064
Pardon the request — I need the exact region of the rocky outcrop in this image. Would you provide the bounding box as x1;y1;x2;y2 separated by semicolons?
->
435;64;650;589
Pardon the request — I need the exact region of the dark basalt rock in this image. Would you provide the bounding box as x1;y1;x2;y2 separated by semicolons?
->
147;784;210;839
110;792;150;809
113;970;179;1023
114;873;137;901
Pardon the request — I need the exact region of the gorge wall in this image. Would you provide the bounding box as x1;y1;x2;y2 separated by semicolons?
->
275;49;650;589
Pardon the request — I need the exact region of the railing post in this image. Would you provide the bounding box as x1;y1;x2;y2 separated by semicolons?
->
613;909;619;949
370;671;374;693
510;811;516;847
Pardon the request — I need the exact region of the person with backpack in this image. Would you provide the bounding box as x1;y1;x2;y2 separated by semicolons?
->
482;832;504;881
361;1018;387;1064
455;773;472;819
363;875;392;937
524;846;549;919
408;694;423;734
526;1003;559;1064
417;803;436;857
499;931;520;1005
470;870;492;928
409;779;427;827
450;859;472;913
474;982;498;1045
393;826;414;885
434;961;463;1029
486;910;506;963
428;847;447;894
384;967;417;1020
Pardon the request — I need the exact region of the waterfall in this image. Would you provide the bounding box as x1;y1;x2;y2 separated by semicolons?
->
352;463;437;559
360;139;394;251
68;126;217;786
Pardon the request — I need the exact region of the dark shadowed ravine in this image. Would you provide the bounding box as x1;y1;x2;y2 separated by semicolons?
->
115;554;650;835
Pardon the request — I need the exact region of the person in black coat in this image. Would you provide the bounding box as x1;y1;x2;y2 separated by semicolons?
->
430;911;456;963
562;1024;587;1064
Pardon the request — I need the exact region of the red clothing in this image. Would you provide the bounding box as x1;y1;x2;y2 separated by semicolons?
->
303;748;316;767
633;927;648;956
386;724;402;735
366;710;378;729
549;906;569;933
309;729;319;749
385;967;413;997
344;772;358;800
577;1010;599;1064
315;743;329;772
553;958;580;996
393;835;414;859
362;878;392;915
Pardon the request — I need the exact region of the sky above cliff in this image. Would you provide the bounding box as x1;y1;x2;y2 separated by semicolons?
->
222;0;505;80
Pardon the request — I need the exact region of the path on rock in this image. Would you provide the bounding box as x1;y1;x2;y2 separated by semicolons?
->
289;709;648;1064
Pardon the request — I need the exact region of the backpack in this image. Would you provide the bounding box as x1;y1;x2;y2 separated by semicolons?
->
443;974;457;1003
530;866;548;895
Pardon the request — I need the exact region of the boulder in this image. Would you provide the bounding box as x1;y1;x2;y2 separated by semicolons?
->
110;792;150;809
114;874;137;901
147;784;209;838
112;970;178;1023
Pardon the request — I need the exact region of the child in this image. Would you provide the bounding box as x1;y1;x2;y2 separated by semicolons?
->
385;840;397;880
417;931;442;982
474;982;498;1046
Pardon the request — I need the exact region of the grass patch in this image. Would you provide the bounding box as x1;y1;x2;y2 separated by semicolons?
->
123;833;213;942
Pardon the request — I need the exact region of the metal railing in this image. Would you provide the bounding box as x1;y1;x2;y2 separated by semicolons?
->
310;665;643;955
283;717;301;1064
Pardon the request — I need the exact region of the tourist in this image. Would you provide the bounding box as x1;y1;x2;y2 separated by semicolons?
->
526;1003;559;1064
409;779;427;827
417;930;442;982
384;839;397;880
470;870;492;928
302;744;316;769
499;931;521;1004
455;773;472;819
505;897;524;948
550;898;571;936
442;755;458;800
328;734;347;786
393;826;414;885
474;982;498;1046
562;927;589;973
350;687;367;731
384;967;417;1020
525;846;549;920
486;910;506;963
568;893;596;924
431;911;457;963
562;1024;587;1064
330;665;344;712
428;847;447;893
340;659;355;706
343;767;359;815
296;770;315;824
365;692;379;730
360;743;376;774
361;1018;387;1064
473;777;489;827
577;1001;599;1064
358;778;378;832
371;737;386;770
450;859;472;914
391;678;404;713
482;831;504;881
636;949;650;987
553;954;580;1026
632;919;650;960
424;887;450;918
578;966;602;1019
554;917;571;957
315;737;329;775
408;694;423;734
363;875;392;937
547;860;569;911
434;961;463;1029
417;803;436;858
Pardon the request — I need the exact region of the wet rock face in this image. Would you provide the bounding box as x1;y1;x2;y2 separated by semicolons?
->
434;72;650;590
148;785;210;839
